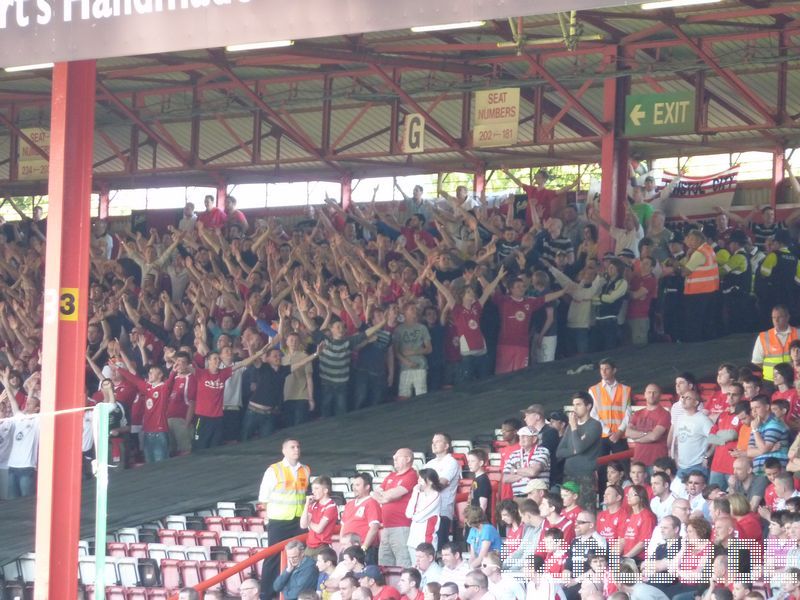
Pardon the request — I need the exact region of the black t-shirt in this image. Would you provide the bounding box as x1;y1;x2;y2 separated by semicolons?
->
469;473;493;517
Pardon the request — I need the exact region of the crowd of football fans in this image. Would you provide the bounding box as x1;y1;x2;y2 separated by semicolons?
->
1;164;800;483
265;349;800;600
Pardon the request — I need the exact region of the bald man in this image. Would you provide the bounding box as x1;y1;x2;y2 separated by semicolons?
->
372;448;417;567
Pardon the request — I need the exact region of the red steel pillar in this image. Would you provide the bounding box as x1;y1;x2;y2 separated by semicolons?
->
34;60;96;600
474;168;486;200
771;147;785;209
341;176;352;211
216;181;227;209
98;183;110;219
599;47;629;254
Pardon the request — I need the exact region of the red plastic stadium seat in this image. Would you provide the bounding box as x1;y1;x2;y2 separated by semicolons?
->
178;560;201;588
108;542;128;558
222;561;245;596
159;559;181;590
177;530;198;547
125;588;150;600
128;543;148;559
196;531;220;548
699;382;717;392
252;549;263;578
244;517;265;533
224;517;245;531
145;590;170;600
383;566;403;589
106;585;127;600
451;453;467;468
204;516;225;533
199;561;223;590
157;530;178;546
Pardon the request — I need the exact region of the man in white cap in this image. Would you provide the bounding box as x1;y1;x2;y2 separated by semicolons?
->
502;426;550;498
523;479;549;504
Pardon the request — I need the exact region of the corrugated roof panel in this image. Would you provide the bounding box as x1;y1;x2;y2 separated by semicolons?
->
199;118;252;165
330;104;392;154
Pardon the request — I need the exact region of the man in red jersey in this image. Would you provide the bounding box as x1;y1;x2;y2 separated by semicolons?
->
708;382;745;492
493;278;563;374
372;448;417;567
117;353;173;464
596;485;626;544
192;342;272;450
706;364;738;421
301;475;338;549
164;350;196;455
341;472;382;565
626;383;670;469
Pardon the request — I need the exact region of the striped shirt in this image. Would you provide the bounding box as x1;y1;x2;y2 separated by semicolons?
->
750;415;790;473
313;331;366;384
503;445;550;496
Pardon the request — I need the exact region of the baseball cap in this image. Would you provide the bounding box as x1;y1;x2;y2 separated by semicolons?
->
523;479;549;493
602;252;616;261
359;565;382;580
549;409;568;424
561;481;580;494
617;249;635;259
517;426;537;437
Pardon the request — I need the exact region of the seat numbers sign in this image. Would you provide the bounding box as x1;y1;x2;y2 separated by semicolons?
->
624;91;695;136
473;88;520;148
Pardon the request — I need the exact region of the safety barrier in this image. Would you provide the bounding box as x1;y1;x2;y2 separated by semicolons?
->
169;531;308;600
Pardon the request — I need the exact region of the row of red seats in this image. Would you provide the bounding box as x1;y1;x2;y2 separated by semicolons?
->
203;516;265;533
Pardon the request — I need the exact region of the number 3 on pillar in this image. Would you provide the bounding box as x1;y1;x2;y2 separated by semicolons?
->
59;288;79;321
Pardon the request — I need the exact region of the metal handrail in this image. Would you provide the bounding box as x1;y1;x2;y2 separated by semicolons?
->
168;531;309;600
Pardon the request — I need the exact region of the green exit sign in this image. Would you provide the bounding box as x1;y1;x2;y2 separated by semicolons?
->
624;91;696;136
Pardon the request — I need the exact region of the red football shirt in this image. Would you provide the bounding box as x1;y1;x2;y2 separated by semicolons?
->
561;505;582;529
494;293;546;348
597;508;626;543
380;469;418;528
710;411;742;475
341;496;382;544
630;406;671;466
194;367;232;418
451;303;485;353
166;373;197;419
118;370;170;433
621;510;657;560
307;498;338;548
705;390;729;416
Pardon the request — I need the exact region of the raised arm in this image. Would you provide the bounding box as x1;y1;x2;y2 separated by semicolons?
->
478;266;507;306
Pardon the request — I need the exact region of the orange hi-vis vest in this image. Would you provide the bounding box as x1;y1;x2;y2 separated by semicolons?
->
266;461;310;520
759;327;799;382
684;243;720;295
590;382;631;437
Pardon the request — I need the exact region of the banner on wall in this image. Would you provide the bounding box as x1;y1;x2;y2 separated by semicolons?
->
651;165;738;219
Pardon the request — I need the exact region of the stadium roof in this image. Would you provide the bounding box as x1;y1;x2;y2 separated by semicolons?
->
0;0;799;193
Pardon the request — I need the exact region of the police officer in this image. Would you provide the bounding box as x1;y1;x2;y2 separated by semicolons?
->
258;439;310;599
755;229;799;327
721;230;754;333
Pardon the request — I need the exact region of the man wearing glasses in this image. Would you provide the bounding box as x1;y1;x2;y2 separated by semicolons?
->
239;578;260;599
461;571;491;600
564;511;607;583
439;582;460;600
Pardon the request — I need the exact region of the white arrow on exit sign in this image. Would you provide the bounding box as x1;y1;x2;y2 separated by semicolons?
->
629;104;646;127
